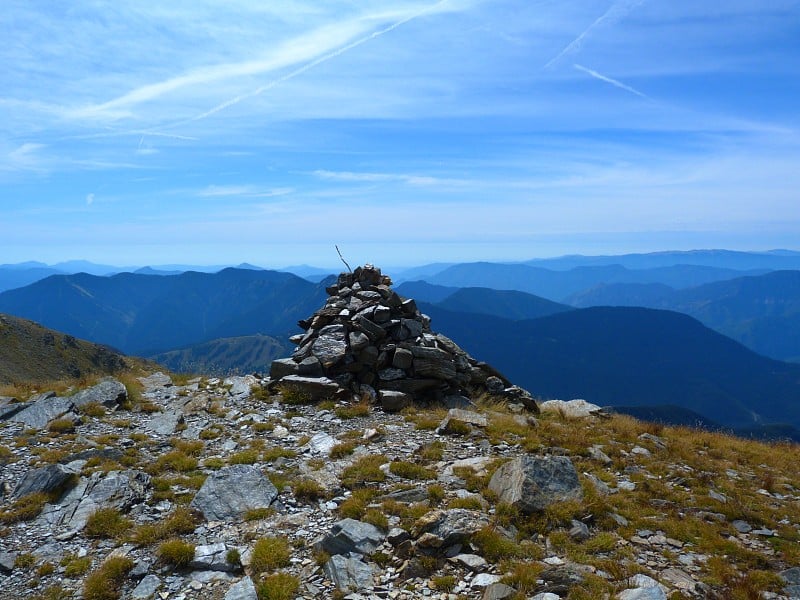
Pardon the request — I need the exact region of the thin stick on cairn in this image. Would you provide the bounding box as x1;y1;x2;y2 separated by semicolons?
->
335;245;352;273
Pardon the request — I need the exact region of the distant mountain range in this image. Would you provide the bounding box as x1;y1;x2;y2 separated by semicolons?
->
422;262;769;302
396;283;571;321
524;249;800;271
569;270;800;362
0;268;328;355
419;303;800;437
2;251;800;439
151;334;291;376
0;313;127;384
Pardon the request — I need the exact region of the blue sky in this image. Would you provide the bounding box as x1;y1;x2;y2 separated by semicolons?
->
2;0;799;268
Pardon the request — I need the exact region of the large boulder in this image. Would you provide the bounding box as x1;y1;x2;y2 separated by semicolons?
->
225;577;258;600
38;469;150;530
324;554;375;590
190;465;278;521
191;543;239;572
412;509;491;548
9;394;74;429
540;399;604;419
13;463;78;499
315;518;386;556
70;378;127;409
488;456;582;514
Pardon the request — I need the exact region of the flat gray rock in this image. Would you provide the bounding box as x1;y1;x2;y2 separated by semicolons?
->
323;553;375;590
270;358;299;379
70;378;127;409
131;574;161;599
191;542;238;572
145;410;184;435
316;518;385;556
483;583;518;600
38;469;150;530
225;577;258;600
307;432;337;455
413;509;490;548
453;553;487;571
488;455;582;514
617;588;667;600
190;465;278;521
312;324;348;367
10;395;74;429
139;372;173;390
379;390;411;413
0;551;16;574
224;376;257;397
0;397;26;420
781;567;800;585
437;408;488;434
13;463;77;498
540;399;604;418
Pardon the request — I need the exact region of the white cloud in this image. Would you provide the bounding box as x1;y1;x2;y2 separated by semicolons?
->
198;185;293;198
311;170;469;187
573;63;650;99
86;193;94;205
544;0;646;69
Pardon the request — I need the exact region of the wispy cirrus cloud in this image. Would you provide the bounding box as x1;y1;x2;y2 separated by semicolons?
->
311;169;470;187
573;63;651;99
544;0;646;69
199;185;294;198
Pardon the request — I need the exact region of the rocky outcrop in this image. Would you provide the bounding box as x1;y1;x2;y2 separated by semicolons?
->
190;465;278;521
38;469;150;531
315;518;386;556
3;378;128;430
266;265;537;409
487;455;582;514
13;463;78;499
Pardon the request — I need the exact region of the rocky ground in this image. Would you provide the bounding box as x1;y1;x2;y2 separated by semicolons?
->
1;372;800;600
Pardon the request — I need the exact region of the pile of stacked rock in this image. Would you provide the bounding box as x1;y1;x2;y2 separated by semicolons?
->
268;265;536;412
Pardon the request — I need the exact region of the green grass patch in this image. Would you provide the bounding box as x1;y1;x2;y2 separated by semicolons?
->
256;572;300;600
341;455;387;488
82;556;134;600
250;536;292;574
84;508;133;539
389;460;437;481
157;538;196;568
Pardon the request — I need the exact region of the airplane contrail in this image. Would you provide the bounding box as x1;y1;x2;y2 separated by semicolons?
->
544;0;645;69
154;0;449;131
574;63;650;99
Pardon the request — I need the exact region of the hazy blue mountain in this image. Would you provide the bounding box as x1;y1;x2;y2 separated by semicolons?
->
0;268;327;355
425;262;762;301
151;334;291;376
396;282;571;320
134;267;185;276
51;260;132;275
392;262;456;282
567;282;675;307
0;261;50;270
525;249;800;271
570;270;800;362
395;281;460;303
0;265;66;293
434;287;572;321
420;303;800;433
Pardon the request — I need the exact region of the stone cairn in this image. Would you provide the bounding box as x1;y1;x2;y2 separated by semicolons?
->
268;264;537;412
